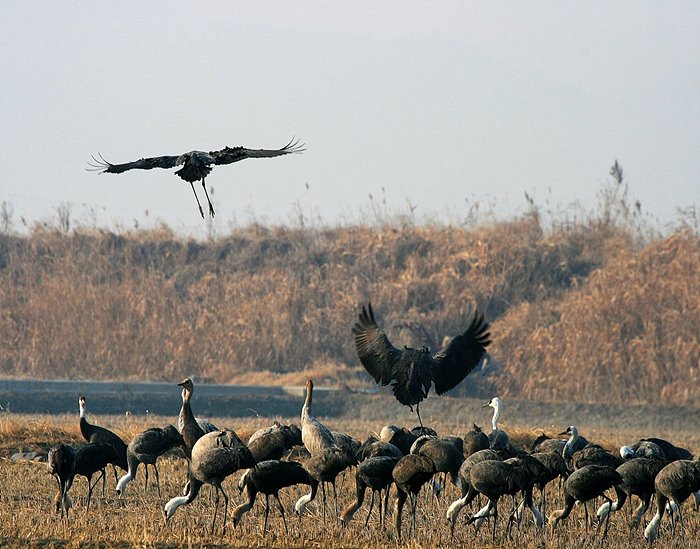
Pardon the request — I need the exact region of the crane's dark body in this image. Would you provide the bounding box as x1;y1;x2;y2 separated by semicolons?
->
353;303;490;426
88;139;304;218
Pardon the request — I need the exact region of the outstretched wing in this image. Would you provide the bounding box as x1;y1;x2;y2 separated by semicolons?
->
352;303;400;386
431;309;491;395
211;137;305;166
87;153;182;174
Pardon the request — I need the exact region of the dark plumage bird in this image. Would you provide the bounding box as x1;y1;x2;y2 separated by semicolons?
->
463;423;490;457
619;440;666;460
48;444;77;517
233;460;317;534
71;443;117;510
78;396;128;482
570;444;624;471
353;303;490;426
116;425;184;496
340;455;399;527
294;446;357;519
392;453;436;539
246;421;302;463
356;436;403;461
549;465;623;538
530;451;569;516
88;138;305;218
379;425;418;455
164;429;256;535
531;433;567;456
596;457;666;530
332;430;362;460
446;459;533;539
627;437;692;462
410;425;438;438
644;459;700;543
410;436;464;493
49;443;116;514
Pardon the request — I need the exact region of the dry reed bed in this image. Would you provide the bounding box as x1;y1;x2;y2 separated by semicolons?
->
0;413;699;547
1;217;698;407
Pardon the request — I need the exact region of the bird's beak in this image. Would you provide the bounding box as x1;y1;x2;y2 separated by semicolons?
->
481;403;489;408
557;430;568;436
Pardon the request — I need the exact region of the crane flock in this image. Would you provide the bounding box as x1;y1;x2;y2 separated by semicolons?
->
38;303;698;544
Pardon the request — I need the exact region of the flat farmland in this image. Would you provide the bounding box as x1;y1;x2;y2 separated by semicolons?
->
1;399;698;548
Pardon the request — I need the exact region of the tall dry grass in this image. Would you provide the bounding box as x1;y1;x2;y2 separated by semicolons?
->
0;190;698;406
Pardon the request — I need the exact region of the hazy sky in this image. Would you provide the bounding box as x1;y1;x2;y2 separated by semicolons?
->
2;2;698;237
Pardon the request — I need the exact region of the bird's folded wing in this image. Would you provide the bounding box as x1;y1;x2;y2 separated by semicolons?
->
431;310;491;395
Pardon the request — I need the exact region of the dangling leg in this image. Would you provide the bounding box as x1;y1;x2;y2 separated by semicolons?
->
416;403;424;429
190;181;205;218
201;179;215;217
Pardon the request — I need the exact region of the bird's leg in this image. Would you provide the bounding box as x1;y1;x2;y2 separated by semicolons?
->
220;486;229;535
332;480;339;518
189;181;205;218
263;494;270;535
410;493;417;536
365;491;375;528
201;179;215;217
211;487;220;535
154;464;161;498
144;464;149;493
492;500;499;541
275;494;288;535
601;495;612;539
383;485;391;525
416;403;424;429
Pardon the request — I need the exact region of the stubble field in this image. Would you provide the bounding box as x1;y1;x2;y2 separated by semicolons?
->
1;405;698;548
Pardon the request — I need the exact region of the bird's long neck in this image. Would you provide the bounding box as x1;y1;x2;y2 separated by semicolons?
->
116;470;133;494
301;386;313;421
491;404;500;431
79;403;86;420
164;477;202;520
563;428;578;458
180;389;195;423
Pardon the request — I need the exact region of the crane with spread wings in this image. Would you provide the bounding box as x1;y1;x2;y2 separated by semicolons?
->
88;138;305;218
352;302;491;427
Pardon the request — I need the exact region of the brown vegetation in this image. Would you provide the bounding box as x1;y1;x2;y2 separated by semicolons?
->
0;413;698;548
1;184;698;407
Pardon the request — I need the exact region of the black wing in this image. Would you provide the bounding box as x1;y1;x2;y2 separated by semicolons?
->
352;303;400;386
431;309;491;395
87;152;182;174
211;137;305;166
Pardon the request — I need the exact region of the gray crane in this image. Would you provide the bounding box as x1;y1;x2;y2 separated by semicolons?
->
88;138;305;218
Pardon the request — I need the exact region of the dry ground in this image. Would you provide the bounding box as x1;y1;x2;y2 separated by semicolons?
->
0;411;698;548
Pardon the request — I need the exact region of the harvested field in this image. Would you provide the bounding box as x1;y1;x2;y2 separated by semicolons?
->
1;405;698;548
